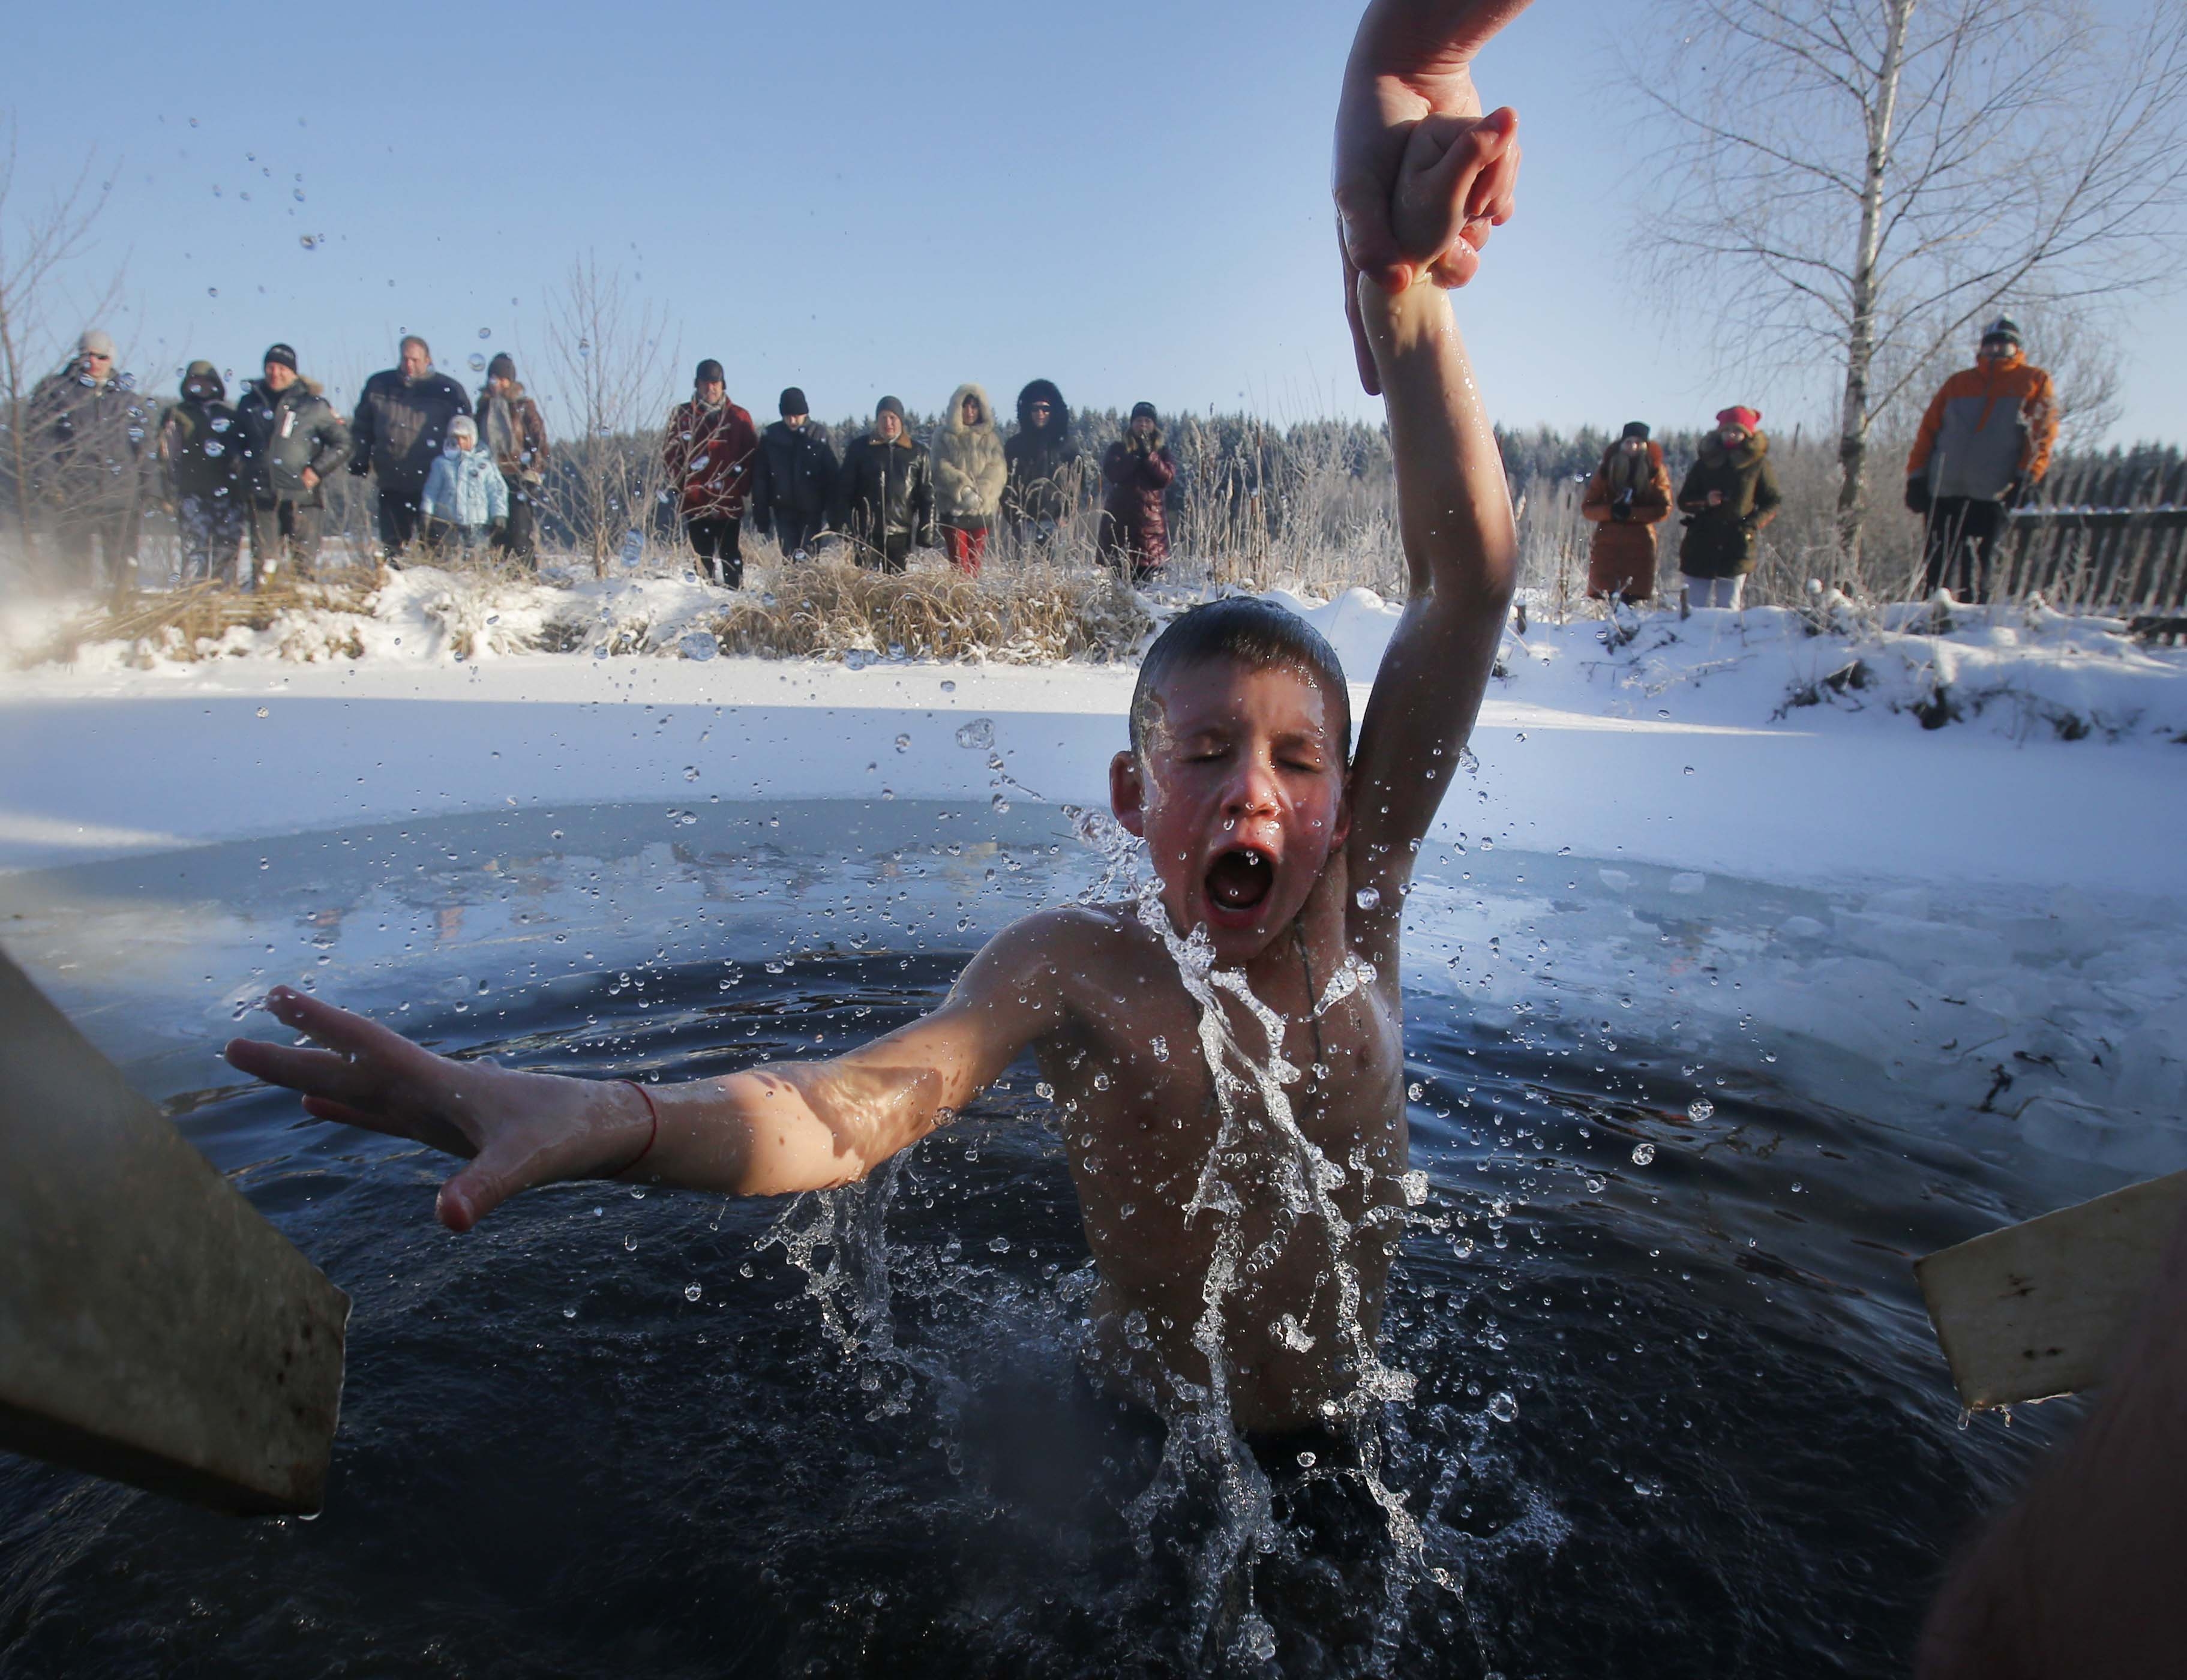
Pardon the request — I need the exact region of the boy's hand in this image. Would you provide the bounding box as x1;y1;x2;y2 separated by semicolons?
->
1390;108;1521;275
1335;0;1533;395
224;986;650;1232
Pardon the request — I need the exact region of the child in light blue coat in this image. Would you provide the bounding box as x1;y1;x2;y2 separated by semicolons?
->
420;415;511;557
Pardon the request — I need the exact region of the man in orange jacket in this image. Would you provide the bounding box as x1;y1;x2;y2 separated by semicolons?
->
1904;317;2057;604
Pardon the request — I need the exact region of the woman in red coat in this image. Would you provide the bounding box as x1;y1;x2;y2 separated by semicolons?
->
1580;421;1671;602
1099;402;1176;584
661;358;760;588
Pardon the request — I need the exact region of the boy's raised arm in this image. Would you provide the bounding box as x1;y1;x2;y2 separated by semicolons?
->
1344;172;1518;923
224;918;1065;1232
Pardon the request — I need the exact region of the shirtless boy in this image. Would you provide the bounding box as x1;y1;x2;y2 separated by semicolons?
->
226;80;1522;1442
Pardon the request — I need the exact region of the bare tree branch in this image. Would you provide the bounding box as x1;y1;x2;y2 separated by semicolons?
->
1634;0;2187;569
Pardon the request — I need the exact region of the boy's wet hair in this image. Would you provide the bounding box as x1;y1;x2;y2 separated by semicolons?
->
1130;597;1352;764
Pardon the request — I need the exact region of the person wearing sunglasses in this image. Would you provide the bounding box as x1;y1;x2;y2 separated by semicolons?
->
1003;380;1082;553
25;328;153;597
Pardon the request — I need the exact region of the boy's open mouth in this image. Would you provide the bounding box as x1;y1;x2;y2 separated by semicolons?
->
1204;845;1274;917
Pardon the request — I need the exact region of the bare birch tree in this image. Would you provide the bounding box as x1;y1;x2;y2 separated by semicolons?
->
0;119;119;562
1635;0;2187;563
536;253;678;578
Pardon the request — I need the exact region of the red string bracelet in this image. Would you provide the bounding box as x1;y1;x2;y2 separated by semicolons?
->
616;1079;659;1178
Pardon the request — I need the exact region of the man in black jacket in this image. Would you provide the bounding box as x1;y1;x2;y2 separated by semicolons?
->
751;386;838;559
25;328;154;593
830;396;935;574
349;335;471;559
234;343;351;585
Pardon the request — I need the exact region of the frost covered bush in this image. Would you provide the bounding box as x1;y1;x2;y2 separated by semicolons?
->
707;560;1151;665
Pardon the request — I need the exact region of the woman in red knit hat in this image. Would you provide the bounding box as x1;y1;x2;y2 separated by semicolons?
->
1674;405;1780;611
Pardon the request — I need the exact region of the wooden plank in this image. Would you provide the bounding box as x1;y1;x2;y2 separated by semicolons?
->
0;944;349;1514
1916;1171;2187;1410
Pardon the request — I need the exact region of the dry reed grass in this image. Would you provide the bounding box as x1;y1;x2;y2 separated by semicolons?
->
708;559;1152;664
16;574;383;669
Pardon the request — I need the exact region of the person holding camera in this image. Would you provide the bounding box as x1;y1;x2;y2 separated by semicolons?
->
1580;420;1669;603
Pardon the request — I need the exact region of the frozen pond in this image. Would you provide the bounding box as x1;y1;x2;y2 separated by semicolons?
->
2;797;2181;1676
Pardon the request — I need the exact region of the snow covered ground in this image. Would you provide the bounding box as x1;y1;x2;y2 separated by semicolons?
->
2;567;2182;887
4;566;2185;1183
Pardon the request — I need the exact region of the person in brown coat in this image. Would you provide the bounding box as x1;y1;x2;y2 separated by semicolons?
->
475;353;550;566
1099;401;1176;584
1580;421;1670;603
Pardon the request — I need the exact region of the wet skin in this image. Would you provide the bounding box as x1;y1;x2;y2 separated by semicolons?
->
228;271;1516;1441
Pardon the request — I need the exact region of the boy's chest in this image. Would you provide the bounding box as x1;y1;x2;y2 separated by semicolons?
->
1040;961;1407;1215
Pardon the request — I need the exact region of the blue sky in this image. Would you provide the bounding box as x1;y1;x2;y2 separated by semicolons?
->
10;0;2182;446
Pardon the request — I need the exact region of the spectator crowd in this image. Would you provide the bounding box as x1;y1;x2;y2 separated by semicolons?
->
17;316;2056;609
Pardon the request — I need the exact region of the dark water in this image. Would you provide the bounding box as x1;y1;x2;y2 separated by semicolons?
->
0;801;2101;1678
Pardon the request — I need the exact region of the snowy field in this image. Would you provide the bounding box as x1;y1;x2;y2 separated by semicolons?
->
4;568;2186;1183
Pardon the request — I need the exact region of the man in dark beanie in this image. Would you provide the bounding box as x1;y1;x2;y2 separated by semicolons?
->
830;395;935;573
1099;401;1177;583
475;351;550;567
233;342;351;586
1905;314;2058;603
751;385;838;560
661;359;758;586
349;335;472;560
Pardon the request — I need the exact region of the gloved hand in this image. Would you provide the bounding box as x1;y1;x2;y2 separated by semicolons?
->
1904;476;1931;515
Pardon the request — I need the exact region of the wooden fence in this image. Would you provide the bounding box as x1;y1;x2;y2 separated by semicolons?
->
1997;456;2187;614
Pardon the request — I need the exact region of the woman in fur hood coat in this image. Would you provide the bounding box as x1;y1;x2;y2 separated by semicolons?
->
930;383;1006;572
1580;422;1671;602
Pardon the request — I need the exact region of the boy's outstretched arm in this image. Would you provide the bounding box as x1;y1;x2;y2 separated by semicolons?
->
1345;202;1517;935
223;918;1063;1232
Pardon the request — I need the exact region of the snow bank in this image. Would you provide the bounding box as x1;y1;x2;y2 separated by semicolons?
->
2;571;2183;895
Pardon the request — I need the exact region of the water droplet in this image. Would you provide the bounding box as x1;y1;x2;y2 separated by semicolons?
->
1354;886;1381;910
893;733;911;752
292;187;305;202
254;706;269;718
1034;1081;1055;1100
940;679;956;692
467;353;486;372
1631;1141;1656;1165
623;1233;638;1251
478;326;491;339
683;765;700;782
1683;765;1696;776
987;1236;1010;1254
1687;1099;1714;1122
684;1282;702;1302
1150;1036;1169;1062
206;287;218;298
990;793;1011;813
299;233;319;250
562;1306;577;1319
1487;1390;1518;1423
955;718;994;750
